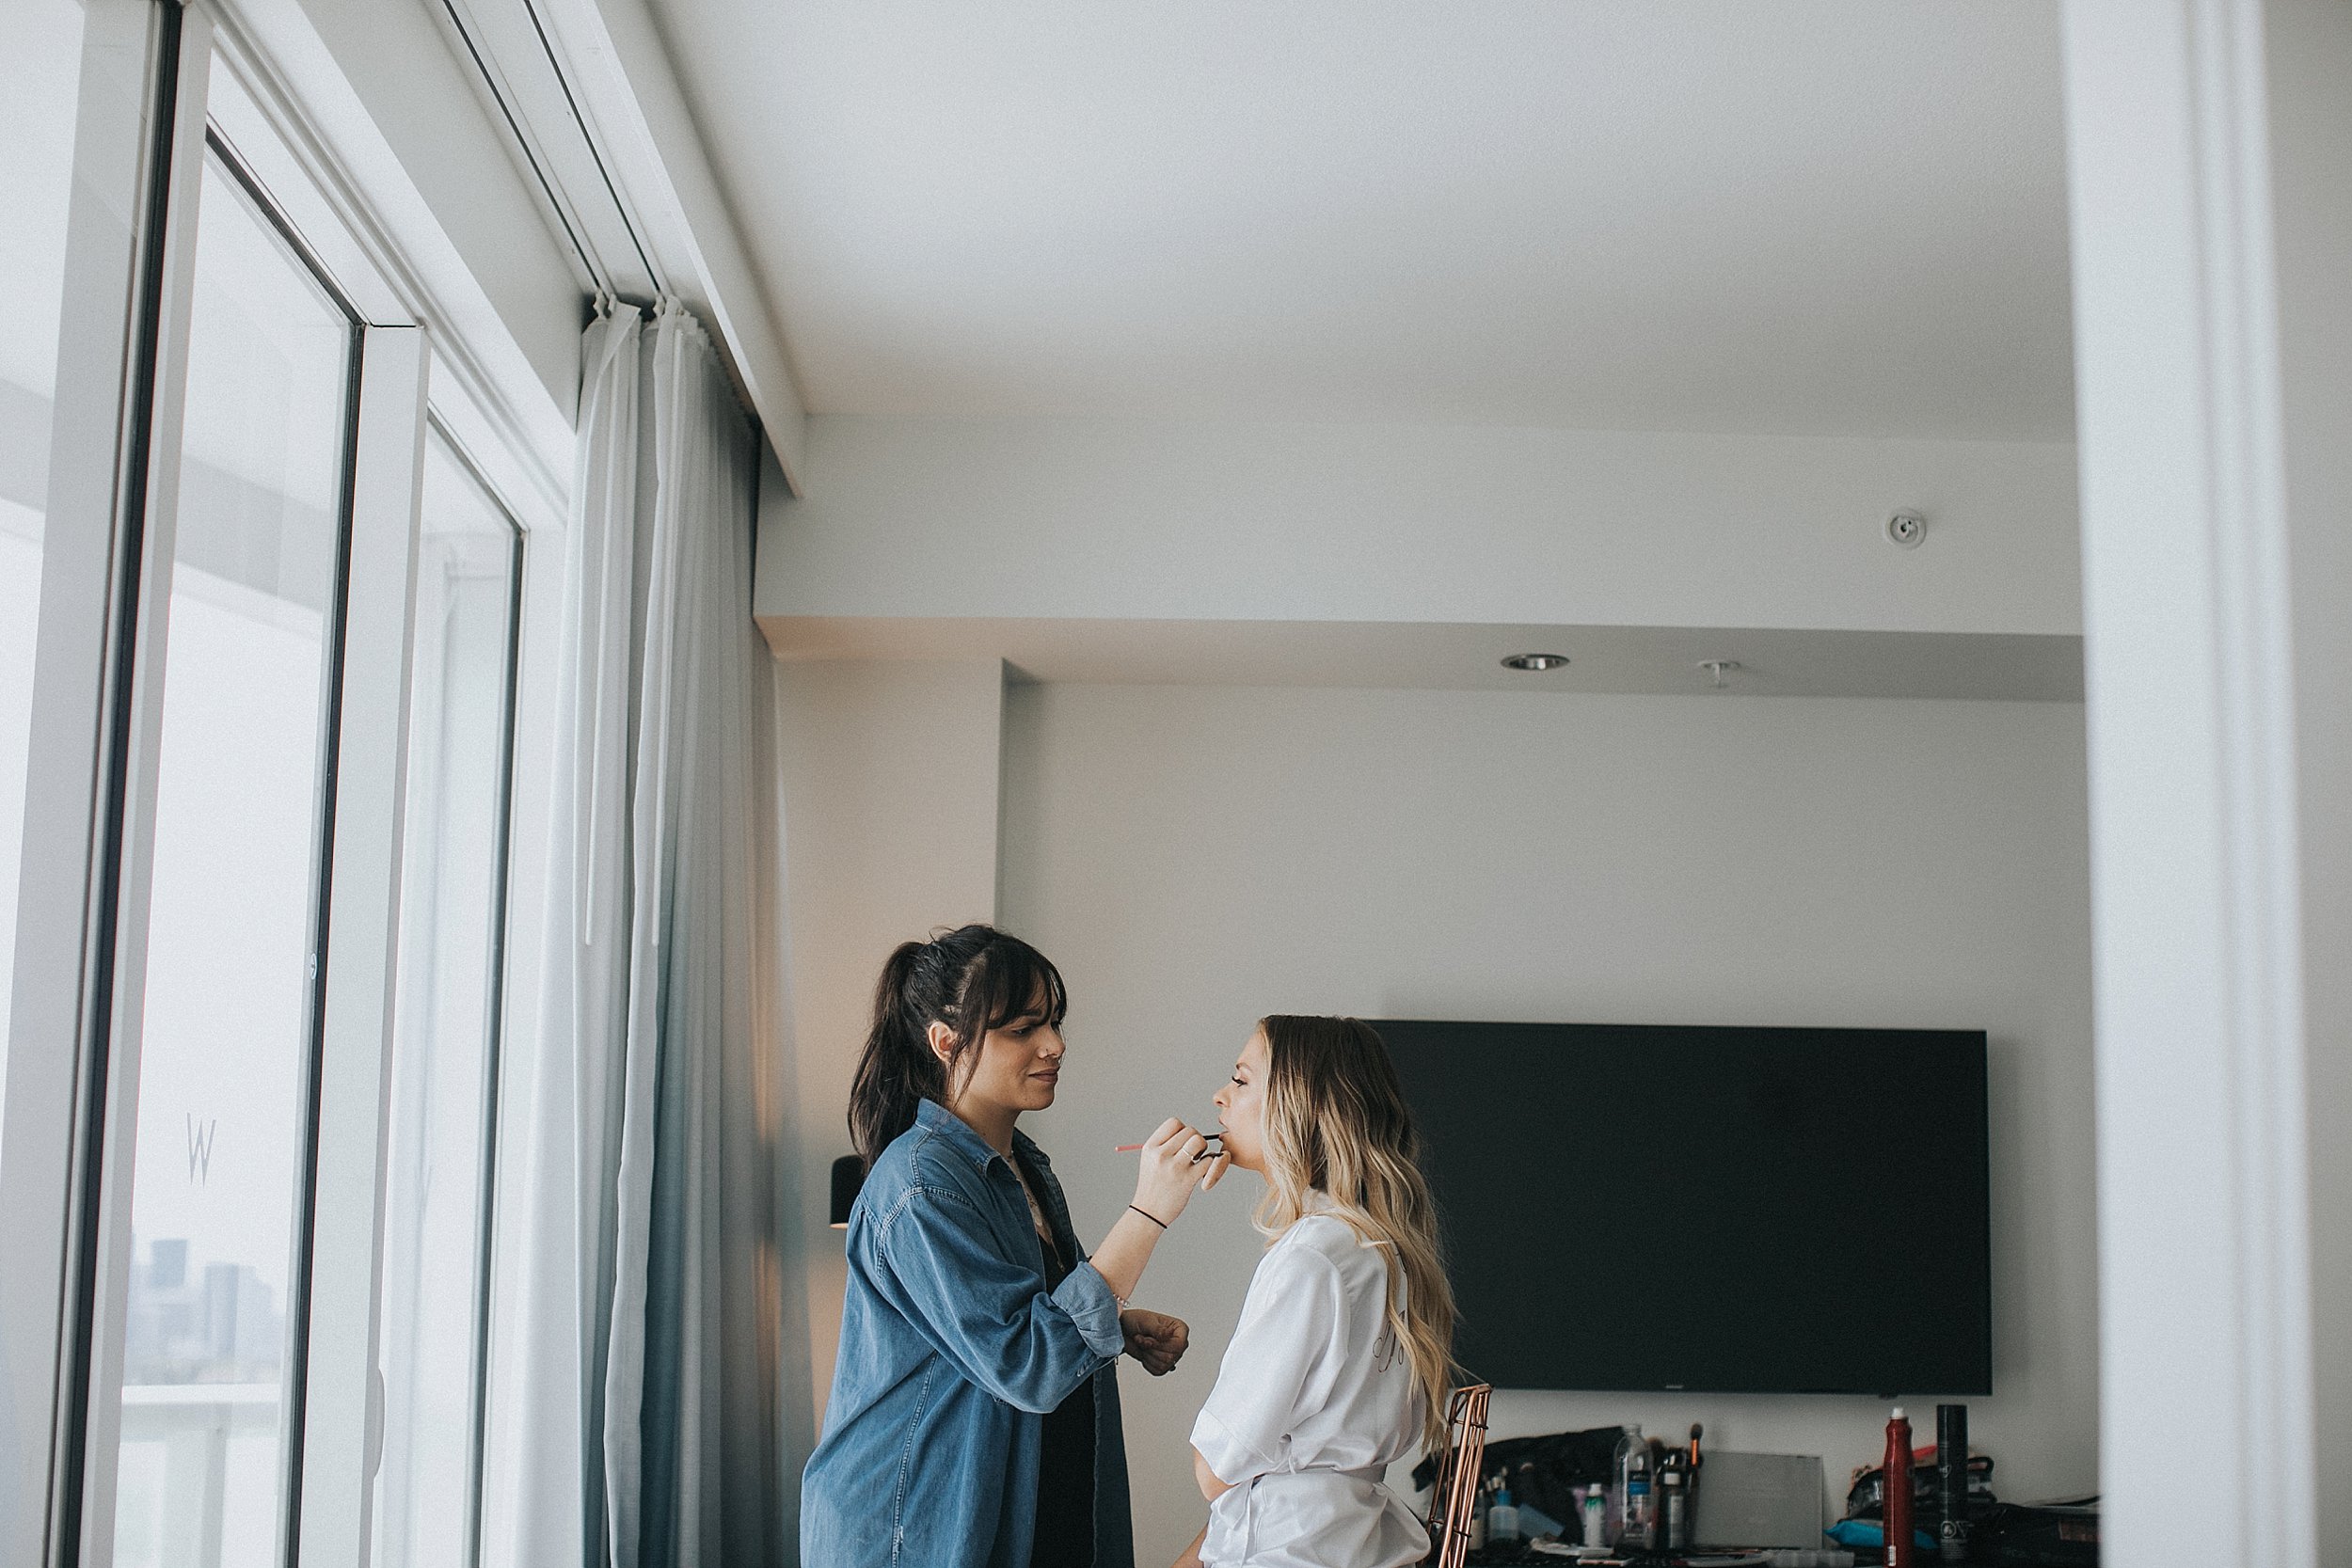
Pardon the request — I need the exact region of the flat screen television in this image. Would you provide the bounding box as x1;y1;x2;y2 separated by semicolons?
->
1373;1020;1992;1397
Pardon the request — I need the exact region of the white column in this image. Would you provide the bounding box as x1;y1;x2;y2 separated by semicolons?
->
2058;0;2351;1562
771;657;1007;1469
2260;7;2352;1554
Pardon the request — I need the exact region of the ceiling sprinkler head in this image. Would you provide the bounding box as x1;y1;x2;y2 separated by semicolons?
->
1501;653;1570;672
1886;510;1928;548
1699;659;1742;689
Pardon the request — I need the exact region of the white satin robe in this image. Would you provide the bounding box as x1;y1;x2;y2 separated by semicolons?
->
1189;1197;1429;1568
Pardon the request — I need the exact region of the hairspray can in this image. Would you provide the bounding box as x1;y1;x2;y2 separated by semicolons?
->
1935;1403;1970;1562
1660;1464;1689;1550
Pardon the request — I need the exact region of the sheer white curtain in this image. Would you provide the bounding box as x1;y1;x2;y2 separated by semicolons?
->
499;301;785;1568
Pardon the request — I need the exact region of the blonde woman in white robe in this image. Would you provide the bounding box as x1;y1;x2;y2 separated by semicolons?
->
1173;1016;1459;1568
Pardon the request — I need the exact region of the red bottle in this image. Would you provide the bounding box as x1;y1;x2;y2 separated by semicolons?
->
1883;1407;1915;1568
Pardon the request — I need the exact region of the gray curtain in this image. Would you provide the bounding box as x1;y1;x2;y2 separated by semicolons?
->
501;300;787;1568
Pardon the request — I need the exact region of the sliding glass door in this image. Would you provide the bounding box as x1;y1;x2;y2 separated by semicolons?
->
372;428;522;1568
102;142;360;1568
3;10;548;1565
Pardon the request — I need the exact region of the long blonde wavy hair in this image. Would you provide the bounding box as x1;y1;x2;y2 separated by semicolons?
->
1252;1015;1459;1455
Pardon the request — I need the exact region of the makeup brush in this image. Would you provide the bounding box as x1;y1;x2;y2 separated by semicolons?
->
1113;1132;1224;1155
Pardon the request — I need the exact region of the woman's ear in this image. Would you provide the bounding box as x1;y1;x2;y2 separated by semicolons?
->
925;1020;958;1068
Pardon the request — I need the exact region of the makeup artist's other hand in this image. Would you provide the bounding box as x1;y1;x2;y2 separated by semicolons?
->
1133;1118;1216;1223
1119;1308;1189;1376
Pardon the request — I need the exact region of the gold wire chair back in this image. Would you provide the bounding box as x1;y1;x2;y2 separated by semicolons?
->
1422;1383;1492;1568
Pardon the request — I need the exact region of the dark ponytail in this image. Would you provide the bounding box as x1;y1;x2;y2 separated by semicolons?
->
848;924;1069;1165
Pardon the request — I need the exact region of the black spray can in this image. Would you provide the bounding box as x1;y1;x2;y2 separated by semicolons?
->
1660;1463;1688;1551
1935;1403;1969;1562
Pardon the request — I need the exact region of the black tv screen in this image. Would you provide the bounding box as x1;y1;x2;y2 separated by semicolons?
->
1374;1020;1991;1397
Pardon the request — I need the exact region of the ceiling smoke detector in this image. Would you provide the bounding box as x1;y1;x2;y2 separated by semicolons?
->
1886;510;1928;548
1501;653;1571;672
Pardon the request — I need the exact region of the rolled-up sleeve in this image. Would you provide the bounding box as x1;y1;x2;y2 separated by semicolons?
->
1191;1244;1343;1484
874;1181;1121;1413
1049;1259;1127;1358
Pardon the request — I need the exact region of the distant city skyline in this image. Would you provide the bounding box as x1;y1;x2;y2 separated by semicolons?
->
124;1233;283;1386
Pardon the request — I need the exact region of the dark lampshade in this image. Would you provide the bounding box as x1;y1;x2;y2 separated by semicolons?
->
829;1154;865;1229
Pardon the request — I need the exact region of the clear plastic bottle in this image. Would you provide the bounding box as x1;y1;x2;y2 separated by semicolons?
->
1625;1458;1655;1550
1487;1481;1521;1544
1611;1424;1653;1547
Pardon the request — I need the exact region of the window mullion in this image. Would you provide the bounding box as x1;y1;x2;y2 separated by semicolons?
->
291;322;429;1568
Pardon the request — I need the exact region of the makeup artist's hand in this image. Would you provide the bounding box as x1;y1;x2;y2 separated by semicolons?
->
1119;1308;1189;1375
1132;1118;1217;1224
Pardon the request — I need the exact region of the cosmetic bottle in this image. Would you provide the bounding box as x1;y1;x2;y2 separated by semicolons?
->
1581;1486;1608;1548
1487;1481;1521;1544
1883;1407;1915;1568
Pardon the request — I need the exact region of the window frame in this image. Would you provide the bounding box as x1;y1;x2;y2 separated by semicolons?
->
61;35;423;1567
0;2;569;1563
378;412;527;1568
0;4;211;1560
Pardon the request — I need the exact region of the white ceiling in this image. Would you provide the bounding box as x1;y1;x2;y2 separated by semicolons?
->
652;1;2074;443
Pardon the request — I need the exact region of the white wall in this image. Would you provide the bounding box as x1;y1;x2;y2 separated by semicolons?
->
757;415;2081;637
2058;0;2352;1560
993;683;2096;1560
773;657;1007;1461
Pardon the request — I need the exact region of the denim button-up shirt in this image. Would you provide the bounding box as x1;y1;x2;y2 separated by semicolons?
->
802;1100;1136;1568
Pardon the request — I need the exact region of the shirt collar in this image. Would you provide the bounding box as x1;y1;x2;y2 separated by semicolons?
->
914;1097;1042;1174
1300;1188;1393;1246
914;1097;1004;1170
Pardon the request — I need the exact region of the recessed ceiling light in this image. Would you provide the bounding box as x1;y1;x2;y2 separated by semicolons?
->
1501;653;1570;672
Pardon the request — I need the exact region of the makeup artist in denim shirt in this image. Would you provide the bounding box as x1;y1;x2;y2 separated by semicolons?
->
802;926;1227;1568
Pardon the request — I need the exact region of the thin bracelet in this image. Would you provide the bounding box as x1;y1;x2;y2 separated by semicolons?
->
1128;1203;1168;1230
